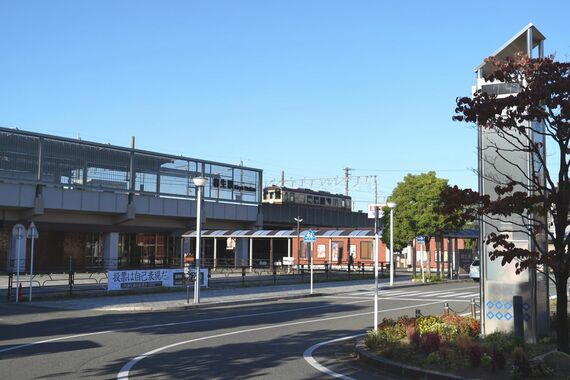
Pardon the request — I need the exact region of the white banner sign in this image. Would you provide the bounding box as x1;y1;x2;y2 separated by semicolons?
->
367;204;385;219
107;268;208;291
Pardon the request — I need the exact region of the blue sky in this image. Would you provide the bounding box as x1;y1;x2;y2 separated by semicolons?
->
1;1;569;210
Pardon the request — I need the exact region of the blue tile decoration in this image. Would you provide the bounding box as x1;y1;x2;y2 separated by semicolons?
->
505;302;512;310
486;301;495;309
495;311;504;320
495;301;503;309
523;302;530;311
487;311;494;320
505;312;513;321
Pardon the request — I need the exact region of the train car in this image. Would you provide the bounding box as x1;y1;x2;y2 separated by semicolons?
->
262;185;351;211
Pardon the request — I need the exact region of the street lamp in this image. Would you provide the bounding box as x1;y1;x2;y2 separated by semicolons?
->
193;176;207;304
387;202;397;286
294;217;303;270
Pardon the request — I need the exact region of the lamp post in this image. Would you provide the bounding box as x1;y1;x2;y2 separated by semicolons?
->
294;217;302;270
373;206;380;330
193;176;207;304
387;202;397;286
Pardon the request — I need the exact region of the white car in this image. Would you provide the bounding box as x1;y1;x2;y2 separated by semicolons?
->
469;260;480;282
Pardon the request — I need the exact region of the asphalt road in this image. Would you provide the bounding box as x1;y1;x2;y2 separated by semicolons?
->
0;281;481;379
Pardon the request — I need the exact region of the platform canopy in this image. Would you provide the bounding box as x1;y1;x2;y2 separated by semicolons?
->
181;229;377;239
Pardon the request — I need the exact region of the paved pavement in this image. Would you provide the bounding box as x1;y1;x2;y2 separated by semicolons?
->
0;280;480;379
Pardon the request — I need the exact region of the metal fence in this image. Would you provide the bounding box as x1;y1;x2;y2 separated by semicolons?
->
0;128;262;204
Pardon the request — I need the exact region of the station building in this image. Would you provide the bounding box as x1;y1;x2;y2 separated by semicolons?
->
0;127;262;272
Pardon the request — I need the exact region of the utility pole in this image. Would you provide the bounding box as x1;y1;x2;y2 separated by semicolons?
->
374;175;378;203
281;170;285;187
343;167;351;196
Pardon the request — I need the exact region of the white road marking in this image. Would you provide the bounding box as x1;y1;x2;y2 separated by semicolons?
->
116;301;444;379
458;292;480;298
303;334;365;379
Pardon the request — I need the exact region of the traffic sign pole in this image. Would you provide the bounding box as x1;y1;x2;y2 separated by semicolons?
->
27;222;38;303
310;241;313;295
374;207;379;331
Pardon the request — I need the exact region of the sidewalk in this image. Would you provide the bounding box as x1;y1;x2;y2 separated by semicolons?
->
31;277;429;312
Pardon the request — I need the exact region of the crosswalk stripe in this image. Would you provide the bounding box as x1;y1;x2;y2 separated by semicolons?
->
458;292;480;298
418;291;455;298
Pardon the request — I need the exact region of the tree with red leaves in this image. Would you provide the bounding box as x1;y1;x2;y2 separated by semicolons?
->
441;54;570;352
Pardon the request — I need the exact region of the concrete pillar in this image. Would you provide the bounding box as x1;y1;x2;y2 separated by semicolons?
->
213;238;218;269
249;238;253;271
270;238;274;269
103;232;119;270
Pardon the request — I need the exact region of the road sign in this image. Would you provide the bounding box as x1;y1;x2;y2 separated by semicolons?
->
416;235;425;244
27;221;39;239
304;229;316;243
367;204;385;219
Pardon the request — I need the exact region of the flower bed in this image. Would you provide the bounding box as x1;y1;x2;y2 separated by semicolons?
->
364;314;563;379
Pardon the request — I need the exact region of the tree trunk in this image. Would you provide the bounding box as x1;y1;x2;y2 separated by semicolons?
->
555;276;569;353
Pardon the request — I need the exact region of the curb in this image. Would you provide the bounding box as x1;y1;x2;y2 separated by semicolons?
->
355;341;477;380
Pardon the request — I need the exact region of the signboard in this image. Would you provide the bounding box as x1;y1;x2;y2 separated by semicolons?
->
416;235;425;244
282;257;294;266
367;204;385;219
304;229;316;243
108;268;208;291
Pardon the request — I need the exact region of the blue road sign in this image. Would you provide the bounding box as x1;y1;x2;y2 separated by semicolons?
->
416;235;425;244
304;230;316;243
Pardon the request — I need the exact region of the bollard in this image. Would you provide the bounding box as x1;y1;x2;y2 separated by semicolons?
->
361;263;364;277
242;266;246;286
348;263;351;280
381;263;384;277
301;266;305;281
273;268;277;285
513;295;524;339
415;309;421;318
325;263;329;279
471;298;476;318
18;283;23;302
443;302;450;316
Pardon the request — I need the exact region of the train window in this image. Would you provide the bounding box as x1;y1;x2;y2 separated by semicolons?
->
341;199;346;207
333;199;339;207
320;197;325;205
307;195;313;204
269;191;274;199
326;198;332;205
275;189;281;199
263;190;268;200
289;193;295;202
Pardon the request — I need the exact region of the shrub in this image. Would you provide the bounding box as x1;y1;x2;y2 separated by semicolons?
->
468;343;483;367
440;315;480;338
420;332;441;353
397;315;416;328
425;351;444;365
410;330;421;347
378;318;396;328
383;324;406;343
416;315;442;335
482;332;522;353
364;330;383;349
490;349;506;371
455;334;475;356
511;346;531;377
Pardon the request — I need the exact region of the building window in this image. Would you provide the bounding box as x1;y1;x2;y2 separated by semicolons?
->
360;241;372;260
320;197;325;205
85;233;102;266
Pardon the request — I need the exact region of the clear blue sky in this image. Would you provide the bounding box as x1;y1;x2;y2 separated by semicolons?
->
1;1;569;210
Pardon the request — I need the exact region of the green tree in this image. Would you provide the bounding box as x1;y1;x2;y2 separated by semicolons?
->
383;172;458;261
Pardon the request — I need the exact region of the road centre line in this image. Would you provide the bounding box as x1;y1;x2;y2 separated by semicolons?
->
303;334;366;380
116;301;444;380
0;299;369;355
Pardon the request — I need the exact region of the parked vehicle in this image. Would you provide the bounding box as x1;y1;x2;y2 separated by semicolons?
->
469;259;480;282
